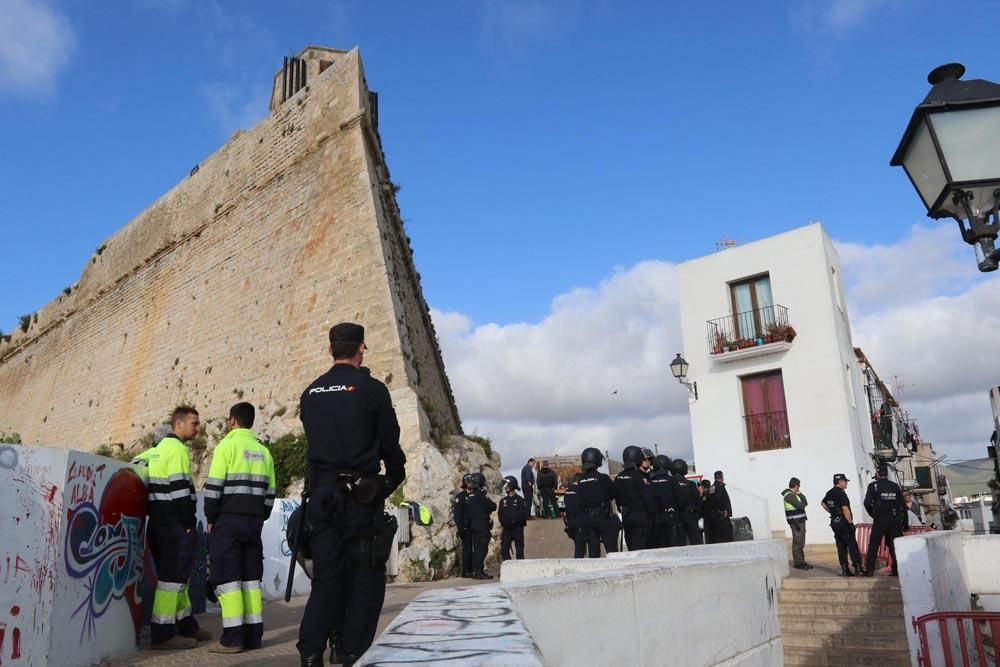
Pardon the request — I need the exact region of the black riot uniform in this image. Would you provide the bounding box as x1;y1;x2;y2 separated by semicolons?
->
562;475;588;557
466;474;497;579
648;455;677;548
498;477;528;561
670;460;703;546
707;474;734;543
452;476;473;576
822;474;864;576
863;469;907;576
614;447;655;551
296;324;406;666
576;448;619;557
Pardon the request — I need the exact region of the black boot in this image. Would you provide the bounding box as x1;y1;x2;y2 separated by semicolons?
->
301;654;325;667
857;564;870;577
329;631;344;665
840;565;854;577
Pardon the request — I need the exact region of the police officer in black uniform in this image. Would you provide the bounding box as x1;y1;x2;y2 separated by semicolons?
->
863;465;907;577
452;474;473;577
708;470;734;543
296;323;407;667
822;473;866;577
576;447;618;557
498;476;528;561
648;455;677;549
562;473;586;557
466;472;497;579
614;446;655;551
670;459;703;546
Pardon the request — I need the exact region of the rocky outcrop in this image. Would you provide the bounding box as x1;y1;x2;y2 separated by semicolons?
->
394;436;502;582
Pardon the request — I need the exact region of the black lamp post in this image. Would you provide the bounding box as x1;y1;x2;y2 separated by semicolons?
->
670;353;697;401
891;63;1000;272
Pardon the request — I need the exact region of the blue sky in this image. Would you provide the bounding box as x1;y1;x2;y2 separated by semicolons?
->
3;1;1000;468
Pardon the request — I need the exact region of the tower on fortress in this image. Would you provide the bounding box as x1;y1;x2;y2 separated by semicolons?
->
0;46;461;455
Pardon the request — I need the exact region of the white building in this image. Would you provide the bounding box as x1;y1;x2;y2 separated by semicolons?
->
677;223;878;543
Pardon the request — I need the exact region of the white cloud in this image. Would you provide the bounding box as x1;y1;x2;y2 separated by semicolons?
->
435;260;693;470
0;0;76;96
480;0;566;67
791;0;887;34
200;81;269;136
835;223;980;316
435;223;997;476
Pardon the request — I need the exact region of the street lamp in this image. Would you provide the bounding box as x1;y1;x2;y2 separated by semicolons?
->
670;353;697;401
891;63;1000;272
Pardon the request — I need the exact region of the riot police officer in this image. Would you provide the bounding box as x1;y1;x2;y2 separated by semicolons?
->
452;474;473;577
822;473;865;577
614;446;655;551
498;476;528;560
576;447;618;557
563;473;586;557
296;323;406;667
863;465;907;576
648;455;677;548
670;459;703;545
466;472;497;579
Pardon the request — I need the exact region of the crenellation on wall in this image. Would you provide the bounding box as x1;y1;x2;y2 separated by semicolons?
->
0;47;462;463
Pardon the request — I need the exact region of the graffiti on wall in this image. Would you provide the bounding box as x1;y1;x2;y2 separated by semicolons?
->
64;468;147;642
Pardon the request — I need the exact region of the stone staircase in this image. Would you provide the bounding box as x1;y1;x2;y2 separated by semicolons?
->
779;575;910;665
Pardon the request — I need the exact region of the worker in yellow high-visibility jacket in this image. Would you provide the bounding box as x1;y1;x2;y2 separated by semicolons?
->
203;402;276;654
131;406;211;650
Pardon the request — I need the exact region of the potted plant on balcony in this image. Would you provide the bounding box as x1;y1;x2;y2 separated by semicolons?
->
783;325;797;342
737;338;755;350
712;332;729;355
764;321;784;344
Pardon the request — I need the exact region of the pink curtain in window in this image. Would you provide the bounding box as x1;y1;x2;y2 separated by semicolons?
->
743;376;768;446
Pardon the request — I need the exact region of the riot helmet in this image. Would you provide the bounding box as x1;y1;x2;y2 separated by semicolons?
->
622;445;644;467
471;472;486;490
502;475;519;492
462;473;473;489
640;447;654;461
652;455;672;472
581;447;604;470
669;458;689;476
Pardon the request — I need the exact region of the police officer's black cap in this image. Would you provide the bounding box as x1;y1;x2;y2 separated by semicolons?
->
833;473;849;483
877;464;889;477
329;322;365;344
714;470;724;480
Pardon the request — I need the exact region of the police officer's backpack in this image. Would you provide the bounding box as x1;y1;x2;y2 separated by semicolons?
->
403;501;433;526
286;505;314;579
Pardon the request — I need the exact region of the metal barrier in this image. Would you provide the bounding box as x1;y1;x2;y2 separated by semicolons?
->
857;523;935;568
913;611;1000;666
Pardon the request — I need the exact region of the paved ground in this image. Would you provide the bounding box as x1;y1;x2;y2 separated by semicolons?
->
102;579;490;666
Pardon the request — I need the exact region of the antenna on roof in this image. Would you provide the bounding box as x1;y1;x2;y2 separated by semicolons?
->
716;236;737;252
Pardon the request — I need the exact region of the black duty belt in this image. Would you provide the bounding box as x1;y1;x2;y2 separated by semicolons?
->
583;504;610;517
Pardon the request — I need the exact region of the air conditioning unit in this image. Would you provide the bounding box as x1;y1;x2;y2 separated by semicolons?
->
901;478;918;490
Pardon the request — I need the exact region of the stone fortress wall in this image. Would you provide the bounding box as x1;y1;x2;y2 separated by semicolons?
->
0;46;461;457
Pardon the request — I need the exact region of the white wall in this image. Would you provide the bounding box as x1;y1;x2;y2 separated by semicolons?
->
677;224;874;543
896;531;972;664
961;534;1000;611
0;446;148;666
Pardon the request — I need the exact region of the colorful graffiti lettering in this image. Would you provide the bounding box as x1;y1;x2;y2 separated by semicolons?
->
279;500;299;557
64;469;147;643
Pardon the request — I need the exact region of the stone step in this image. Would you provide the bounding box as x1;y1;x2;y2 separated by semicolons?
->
780;613;908;635
784;646;910;666
782;576;902;592
779;601;903;616
778;589;903;605
782;630;909;651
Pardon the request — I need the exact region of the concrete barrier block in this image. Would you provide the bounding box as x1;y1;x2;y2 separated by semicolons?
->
1;446;147;666
358;585;543;666
608;538;789;579
505;556;780;666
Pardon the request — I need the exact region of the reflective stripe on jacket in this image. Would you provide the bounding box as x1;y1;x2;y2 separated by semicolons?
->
782;489;807;524
203;428;276;523
131;436;197;528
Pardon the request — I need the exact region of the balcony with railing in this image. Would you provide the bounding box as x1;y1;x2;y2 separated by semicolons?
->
707;304;795;362
744;410;791;452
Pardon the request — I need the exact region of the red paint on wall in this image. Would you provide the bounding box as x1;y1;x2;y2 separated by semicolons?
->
7;608;16;617
10;628;19;659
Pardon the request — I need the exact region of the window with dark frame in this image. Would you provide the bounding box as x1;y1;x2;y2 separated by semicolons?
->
729;273;775;341
741;369;791;452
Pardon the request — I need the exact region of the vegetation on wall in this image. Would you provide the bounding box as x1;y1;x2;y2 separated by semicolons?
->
266;432;308;497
